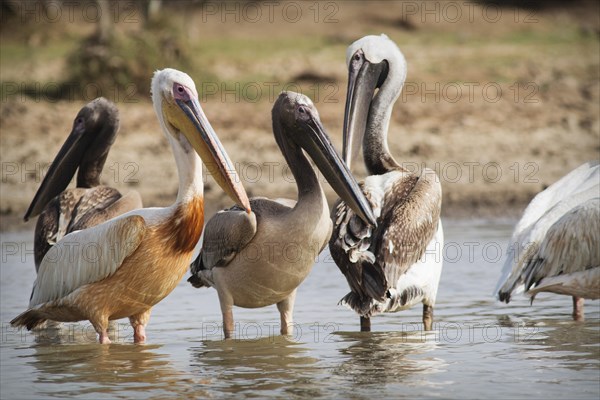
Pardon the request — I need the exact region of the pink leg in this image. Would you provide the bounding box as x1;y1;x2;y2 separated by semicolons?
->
92;317;111;344
99;330;111;344
572;296;584;321
217;289;235;340
133;325;146;344
223;309;234;339
129;309;152;344
277;290;296;336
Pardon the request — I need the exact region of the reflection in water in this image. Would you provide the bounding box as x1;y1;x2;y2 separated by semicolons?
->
333;331;446;388
25;340;198;398
190;336;320;397
498;315;600;370
2;223;599;399
28;321;126;345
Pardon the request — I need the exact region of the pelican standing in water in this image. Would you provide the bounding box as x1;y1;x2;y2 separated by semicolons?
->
11;69;251;343
188;92;376;339
24;98;142;271
496;161;599;320
329;34;444;332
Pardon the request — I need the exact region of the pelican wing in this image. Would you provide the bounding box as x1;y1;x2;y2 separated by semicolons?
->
525;268;600;300
523;197;600;299
197;205;257;271
189;198;296;287
29;215;147;307
68;186;125;231
34;187;121;268
34;187;143;271
376;169;442;290
330;169;442;306
497;183;600;302
495;161;599;298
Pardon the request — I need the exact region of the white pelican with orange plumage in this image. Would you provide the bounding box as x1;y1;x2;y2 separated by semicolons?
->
11;69;251;344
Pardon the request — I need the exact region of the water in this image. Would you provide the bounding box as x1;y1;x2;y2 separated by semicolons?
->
1;221;598;399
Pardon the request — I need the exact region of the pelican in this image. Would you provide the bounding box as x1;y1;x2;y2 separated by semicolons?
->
188;91;376;339
496;161;599;320
24;97;142;272
329;34;443;332
11;68;251;344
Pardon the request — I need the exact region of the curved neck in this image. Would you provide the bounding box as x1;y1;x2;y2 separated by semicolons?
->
157;133;204;255
76;152;108;188
148;124;205;255
76;132;116;188
363;64;405;175
273;120;322;203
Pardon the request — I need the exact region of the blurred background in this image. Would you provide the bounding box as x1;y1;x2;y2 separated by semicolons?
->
1;0;599;230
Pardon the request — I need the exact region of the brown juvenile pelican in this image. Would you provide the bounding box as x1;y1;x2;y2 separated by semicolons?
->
11;68;251;344
188;91;376;339
496;161;599;320
24;98;142;272
329;34;444;332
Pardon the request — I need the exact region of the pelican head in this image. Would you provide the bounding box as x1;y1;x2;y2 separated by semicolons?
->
273;91;376;226
24;97;120;221
343;34;406;169
151;69;250;212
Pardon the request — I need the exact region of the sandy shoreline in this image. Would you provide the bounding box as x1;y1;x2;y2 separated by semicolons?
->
0;95;558;233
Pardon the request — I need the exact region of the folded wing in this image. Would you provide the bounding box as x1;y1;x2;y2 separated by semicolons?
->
30;215;147;307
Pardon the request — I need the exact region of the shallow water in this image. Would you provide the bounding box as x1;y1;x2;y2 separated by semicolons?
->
1;221;598;399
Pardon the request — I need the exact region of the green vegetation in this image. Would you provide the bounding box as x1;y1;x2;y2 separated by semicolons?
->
0;2;597;103
66;19;193;100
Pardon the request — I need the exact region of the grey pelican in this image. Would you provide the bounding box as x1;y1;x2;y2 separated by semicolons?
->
188;91;376;339
496;161;599;320
11;68;251;344
329;34;444;332
24;97;142;272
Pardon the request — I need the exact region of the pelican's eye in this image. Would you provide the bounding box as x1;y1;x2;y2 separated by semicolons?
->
73;116;85;132
296;105;312;122
173;83;191;101
351;49;364;68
